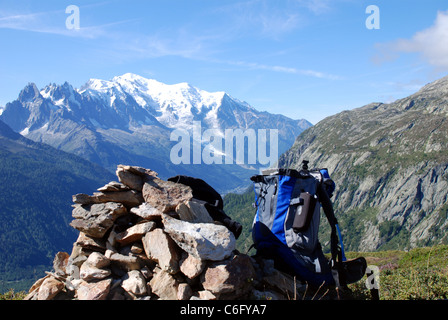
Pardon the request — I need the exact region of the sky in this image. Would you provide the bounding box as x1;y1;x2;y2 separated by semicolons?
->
1;0;448;124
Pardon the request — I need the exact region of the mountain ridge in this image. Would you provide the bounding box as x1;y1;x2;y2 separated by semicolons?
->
278;74;448;251
0;119;115;291
0;73;312;193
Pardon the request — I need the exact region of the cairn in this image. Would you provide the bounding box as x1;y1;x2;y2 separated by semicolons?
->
25;165;306;300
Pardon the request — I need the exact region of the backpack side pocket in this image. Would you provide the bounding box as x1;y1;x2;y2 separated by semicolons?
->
292;192;317;233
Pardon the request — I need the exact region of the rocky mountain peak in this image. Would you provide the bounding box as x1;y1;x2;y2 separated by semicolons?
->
391;75;448;114
18;83;41;103
40;82;79;107
417;75;448;96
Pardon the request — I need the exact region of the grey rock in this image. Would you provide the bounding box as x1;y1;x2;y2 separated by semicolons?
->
121;270;148;296
70;202;127;238
142;228;180;274
116;221;156;245
142;177;193;213
108;252;142;271
116;165;145;191
37;277;65;300
201;254;256;299
130;202;163;221
175;200;214;223
77;278;112;300
149;268;179;300
162;214;235;261
97;181;130;192
72;190;144;207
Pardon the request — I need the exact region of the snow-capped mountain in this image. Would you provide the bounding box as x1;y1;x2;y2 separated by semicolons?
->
0;73;312;192
81;73;228;130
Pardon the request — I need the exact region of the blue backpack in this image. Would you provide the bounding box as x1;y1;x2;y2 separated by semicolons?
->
251;161;366;290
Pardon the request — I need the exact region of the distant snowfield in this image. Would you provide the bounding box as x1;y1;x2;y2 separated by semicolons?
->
80;73;228;130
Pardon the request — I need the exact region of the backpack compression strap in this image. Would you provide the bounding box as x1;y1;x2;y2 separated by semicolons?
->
316;182;347;290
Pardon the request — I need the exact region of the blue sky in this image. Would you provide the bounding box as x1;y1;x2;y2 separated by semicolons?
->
1;0;448;124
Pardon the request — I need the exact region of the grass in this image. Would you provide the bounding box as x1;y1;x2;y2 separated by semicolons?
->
347;244;448;300
0;289;27;300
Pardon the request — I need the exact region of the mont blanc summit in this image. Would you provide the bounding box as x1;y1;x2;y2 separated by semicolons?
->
0;73;311;192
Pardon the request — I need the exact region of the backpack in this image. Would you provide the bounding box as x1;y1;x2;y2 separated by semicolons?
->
250;160;366;289
168;175;243;239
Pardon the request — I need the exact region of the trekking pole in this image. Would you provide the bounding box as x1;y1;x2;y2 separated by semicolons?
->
335;224;347;262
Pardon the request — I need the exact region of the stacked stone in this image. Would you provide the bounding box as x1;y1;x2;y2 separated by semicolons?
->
25;165;306;300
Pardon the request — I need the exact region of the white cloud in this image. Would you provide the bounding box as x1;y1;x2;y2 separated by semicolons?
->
0;8;132;39
375;10;448;70
213;0;304;39
223;60;342;80
295;0;331;15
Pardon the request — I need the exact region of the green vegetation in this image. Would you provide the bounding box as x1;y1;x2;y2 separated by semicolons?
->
223;186;256;253
0;137;114;293
348;245;448;300
0;289;27;300
222;190;448;300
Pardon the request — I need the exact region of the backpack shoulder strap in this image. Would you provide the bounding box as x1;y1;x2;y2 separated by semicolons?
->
316;180;348;290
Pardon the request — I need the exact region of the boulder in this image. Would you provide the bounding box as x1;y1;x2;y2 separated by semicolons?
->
37;277;64;300
53;252;70;276
70;202;127;238
121;270;148;296
130;202;163;221
77;278;112;300
162;214;235;261
142;177;193;212
80;264;111;281
107;252;142;271
79;252;111;281
149;268;179;300
116;166;145;191
179;253;205;279
175;200;213;223
117;164;158;178
177;283;193;300
201;254;256;299
142;228;180;274
85;252;110;269
197;290;217;300
74;232;107;252
97;181;129;192
72;190;144;207
115;165;158;193
116;221;156;245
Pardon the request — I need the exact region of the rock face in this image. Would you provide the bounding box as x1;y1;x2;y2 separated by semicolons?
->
279;76;448;251
25;165;307;300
